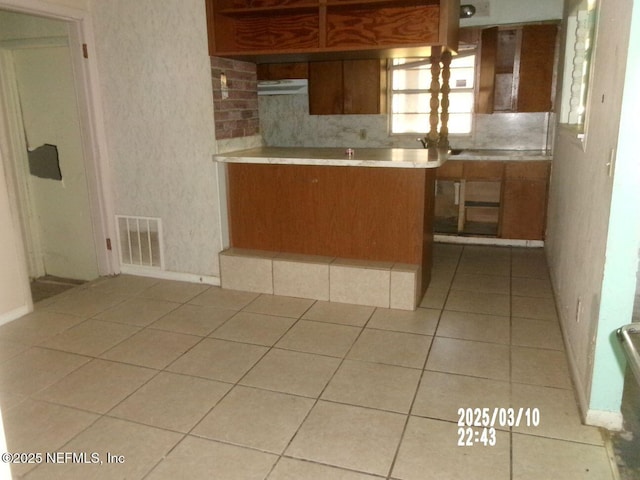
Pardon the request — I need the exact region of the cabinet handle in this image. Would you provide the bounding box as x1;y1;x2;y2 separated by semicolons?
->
454;181;460;205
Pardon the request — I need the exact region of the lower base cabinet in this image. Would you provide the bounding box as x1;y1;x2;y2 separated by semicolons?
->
435;160;550;241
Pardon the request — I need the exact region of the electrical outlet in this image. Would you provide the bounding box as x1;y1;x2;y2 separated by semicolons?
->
473;1;490;17
359;129;367;140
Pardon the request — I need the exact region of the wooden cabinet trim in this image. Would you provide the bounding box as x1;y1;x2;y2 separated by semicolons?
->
257;62;309;80
206;0;459;60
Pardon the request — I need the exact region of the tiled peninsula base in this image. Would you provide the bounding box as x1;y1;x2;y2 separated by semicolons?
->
219;248;421;310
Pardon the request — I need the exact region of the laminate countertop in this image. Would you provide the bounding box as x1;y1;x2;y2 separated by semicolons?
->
448;149;552;161
213;147;448;169
213;147;552;168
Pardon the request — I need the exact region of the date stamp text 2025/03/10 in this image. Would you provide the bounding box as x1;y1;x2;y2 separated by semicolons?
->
457;407;541;447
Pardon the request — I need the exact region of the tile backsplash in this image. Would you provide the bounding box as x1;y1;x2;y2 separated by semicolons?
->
259;94;551;151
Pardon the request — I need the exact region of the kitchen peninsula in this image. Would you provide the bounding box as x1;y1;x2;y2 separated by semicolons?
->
214;147;447;310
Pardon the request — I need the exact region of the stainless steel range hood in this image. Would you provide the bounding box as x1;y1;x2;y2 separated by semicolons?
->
257;79;308;96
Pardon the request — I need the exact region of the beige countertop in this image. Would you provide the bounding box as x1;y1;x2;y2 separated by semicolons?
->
213;146;449;169
214;147;552;168
448;149;552;161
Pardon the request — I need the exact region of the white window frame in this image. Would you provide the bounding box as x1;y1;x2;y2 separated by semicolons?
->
389;49;477;137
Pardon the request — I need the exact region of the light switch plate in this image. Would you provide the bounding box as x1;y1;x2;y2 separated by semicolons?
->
220;72;229;100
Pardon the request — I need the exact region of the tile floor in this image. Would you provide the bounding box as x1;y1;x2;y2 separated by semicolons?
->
0;245;616;479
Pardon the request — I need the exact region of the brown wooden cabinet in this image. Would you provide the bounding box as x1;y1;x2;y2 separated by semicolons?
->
205;0;460;61
257;62;309;80
309;59;386;115
476;23;558;113
501;162;550;240
517;24;559;112
435;160;550;240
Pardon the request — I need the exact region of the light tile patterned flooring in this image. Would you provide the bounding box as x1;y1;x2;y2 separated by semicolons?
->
0;245;616;479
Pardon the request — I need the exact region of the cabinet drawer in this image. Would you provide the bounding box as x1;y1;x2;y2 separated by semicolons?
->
436;160;463;179
505;161;550;180
463;161;504;180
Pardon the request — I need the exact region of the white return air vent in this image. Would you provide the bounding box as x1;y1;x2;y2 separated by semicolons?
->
116;215;164;271
258;79;308;95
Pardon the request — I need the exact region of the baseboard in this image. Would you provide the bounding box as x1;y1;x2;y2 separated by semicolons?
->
585;409;624;431
549;267;594;426
119;266;220;286
434;235;544;247
549;267;624;432
0;305;31;327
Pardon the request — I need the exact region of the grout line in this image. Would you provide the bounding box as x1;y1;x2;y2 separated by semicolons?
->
15;251;614;479
509;245;514;480
384;244;462;479
268;306;376;478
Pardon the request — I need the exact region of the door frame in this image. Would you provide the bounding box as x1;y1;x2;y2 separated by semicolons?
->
0;0;119;280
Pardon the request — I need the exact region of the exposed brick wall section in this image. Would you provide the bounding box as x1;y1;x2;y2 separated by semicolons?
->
211;57;259;140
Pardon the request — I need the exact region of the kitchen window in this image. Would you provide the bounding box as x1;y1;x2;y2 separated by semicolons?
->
390;51;476;135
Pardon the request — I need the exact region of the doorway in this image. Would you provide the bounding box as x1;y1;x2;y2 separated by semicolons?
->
0;5;116;310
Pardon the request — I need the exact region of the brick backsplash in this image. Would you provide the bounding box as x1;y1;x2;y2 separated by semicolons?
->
211;57;259;140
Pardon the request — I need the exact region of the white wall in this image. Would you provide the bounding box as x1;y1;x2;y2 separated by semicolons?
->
460;0;563;27
546;0;637;426
588;0;640;423
89;0;220;277
40;0;86;9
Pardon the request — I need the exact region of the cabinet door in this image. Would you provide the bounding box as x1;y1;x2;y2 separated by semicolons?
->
517;24;558;112
477;23;558;113
501;180;547;239
476;27;497;114
501;163;550;240
309;61;344;115
309;59;385;115
343;59;386;115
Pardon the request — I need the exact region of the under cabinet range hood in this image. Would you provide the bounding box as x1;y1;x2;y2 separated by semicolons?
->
257;79;308;96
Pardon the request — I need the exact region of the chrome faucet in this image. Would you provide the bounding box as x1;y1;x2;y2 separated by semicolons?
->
418;135;451;150
417;136;438;149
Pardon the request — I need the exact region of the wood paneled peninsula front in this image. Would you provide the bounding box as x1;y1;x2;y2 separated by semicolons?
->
214;147;447;303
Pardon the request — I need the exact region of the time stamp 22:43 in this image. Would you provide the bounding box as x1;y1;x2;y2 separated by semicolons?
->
457;407;541;447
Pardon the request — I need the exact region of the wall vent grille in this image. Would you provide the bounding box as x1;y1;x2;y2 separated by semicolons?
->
116;215;164;270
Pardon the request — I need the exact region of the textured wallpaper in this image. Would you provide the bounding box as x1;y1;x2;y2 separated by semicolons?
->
90;0;220;276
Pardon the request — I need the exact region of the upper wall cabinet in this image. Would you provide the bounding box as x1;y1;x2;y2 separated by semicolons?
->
257;62;309;80
476;23;559;114
205;0;460;62
309;59;387;115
